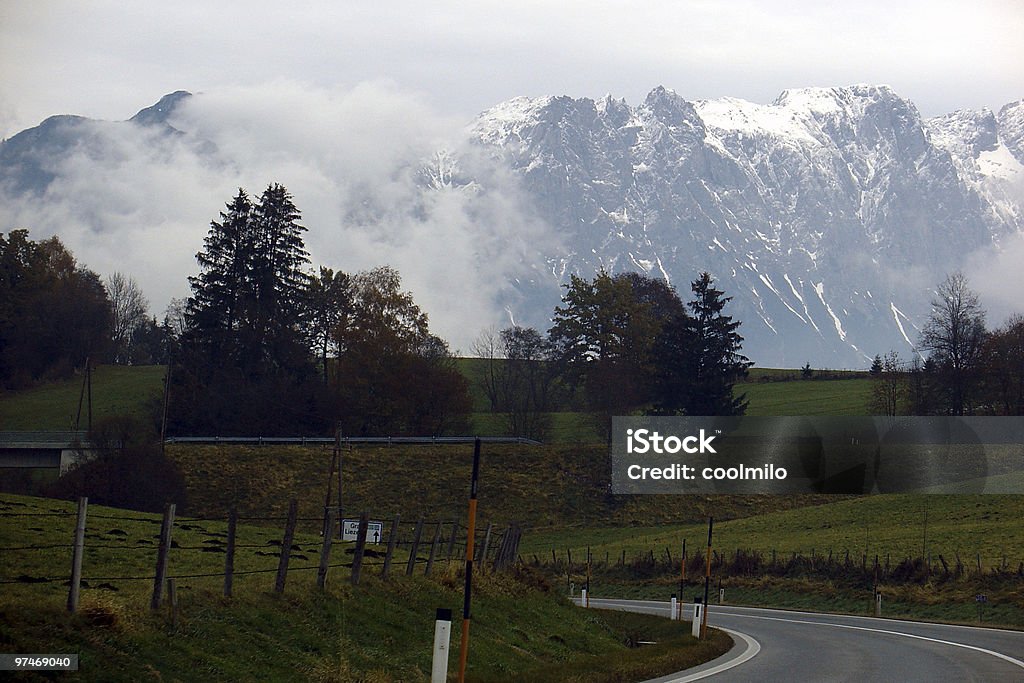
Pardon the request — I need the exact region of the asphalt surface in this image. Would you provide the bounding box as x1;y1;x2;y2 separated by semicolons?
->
585;597;1024;682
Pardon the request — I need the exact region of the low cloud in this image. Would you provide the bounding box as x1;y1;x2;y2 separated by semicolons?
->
966;229;1024;328
0;81;558;352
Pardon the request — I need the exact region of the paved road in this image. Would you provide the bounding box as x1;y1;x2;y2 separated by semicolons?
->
586;598;1024;682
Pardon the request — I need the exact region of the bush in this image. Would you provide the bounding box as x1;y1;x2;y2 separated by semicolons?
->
46;415;188;513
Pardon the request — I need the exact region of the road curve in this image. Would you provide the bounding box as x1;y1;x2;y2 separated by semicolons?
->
586;598;1024;682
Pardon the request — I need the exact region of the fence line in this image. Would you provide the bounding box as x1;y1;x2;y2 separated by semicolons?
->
537;544;1024;584
163;435;542;446
1;497;524;616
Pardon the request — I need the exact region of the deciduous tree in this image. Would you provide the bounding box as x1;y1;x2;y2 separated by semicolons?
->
919;273;987;415
107;272;149;364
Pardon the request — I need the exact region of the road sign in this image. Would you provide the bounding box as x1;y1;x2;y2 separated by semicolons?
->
975;594;987;603
342;519;383;544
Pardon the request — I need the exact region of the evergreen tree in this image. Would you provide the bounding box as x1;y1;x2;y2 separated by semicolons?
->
186;189;254;365
174;185;324;435
185;184;312;378
683;272;751;415
249;183;312;375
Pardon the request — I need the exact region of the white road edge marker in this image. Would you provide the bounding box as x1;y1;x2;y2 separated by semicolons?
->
740;614;1024;670
580;599;761;683
644;627;761;683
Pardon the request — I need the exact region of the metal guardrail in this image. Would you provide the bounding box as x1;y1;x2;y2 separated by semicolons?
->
162;436;543;446
0;432;89;449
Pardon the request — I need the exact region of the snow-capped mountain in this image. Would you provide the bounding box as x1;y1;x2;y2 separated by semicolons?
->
1;86;1021;368
464;85;1024;367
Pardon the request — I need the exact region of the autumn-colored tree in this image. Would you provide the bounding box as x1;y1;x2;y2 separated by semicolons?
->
0;229;111;387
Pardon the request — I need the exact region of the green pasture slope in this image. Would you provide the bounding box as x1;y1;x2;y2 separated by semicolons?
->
523;494;1024;627
0;493;730;682
0;363;874;435
523;494;1024;569
738;377;873;416
0;365;165;431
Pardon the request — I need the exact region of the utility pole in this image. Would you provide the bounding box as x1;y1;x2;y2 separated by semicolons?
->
335;422;343;538
159;361;172;454
457;439;482;683
86;357;92;433
702;517;713;639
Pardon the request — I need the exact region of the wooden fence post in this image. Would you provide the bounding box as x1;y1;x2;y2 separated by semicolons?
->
382;515;400;579
493;528;511;571
406;518;424;576
66;497;88;613
224;508;237;597
150;503;176;610
274;499;298;594
446;521;459;562
351;511;369;585
425;521;442;575
476;523;493;566
167;578;179;627
317;510;336;589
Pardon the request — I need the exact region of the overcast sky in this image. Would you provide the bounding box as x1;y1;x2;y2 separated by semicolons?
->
1;0;1022;138
1;1;1022;353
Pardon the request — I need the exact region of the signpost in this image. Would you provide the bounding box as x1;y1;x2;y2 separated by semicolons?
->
343;519;383;544
457;438;482;683
976;594;987;622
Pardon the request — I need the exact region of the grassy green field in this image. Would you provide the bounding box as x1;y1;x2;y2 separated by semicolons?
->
738;378;872;416
166;442;838;531
521;494;1024;569
602;577;1024;629
0;493;731;682
522;494;1024;627
4;363;1022;652
0;365;165;431
0;364;875;438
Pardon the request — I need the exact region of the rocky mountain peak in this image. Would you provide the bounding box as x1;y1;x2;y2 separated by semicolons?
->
129;90;192;126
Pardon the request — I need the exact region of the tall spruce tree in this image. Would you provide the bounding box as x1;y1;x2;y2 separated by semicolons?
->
186;189;254;364
175;184;323;435
682;272;750;415
249;183;312;375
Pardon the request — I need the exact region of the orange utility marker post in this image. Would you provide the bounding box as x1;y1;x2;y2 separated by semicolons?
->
457;438;482;683
701;517;713;639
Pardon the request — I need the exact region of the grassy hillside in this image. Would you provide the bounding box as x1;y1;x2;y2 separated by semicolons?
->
0;494;731;682
521;494;1024;627
522;494;1024;568
0;364;874;438
167;442;837;532
0;365;165;431
738;378;872;416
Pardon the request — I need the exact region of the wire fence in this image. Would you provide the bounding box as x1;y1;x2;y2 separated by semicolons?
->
0;498;524;611
537;543;1024;587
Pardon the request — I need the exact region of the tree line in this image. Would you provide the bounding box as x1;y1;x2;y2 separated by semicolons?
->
4;183;752;438
869;272;1024;416
475;269;752;440
168;184;470;436
0;230;174;389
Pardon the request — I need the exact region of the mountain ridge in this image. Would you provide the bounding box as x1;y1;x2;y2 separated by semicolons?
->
464;84;1022;366
1;85;1021;368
